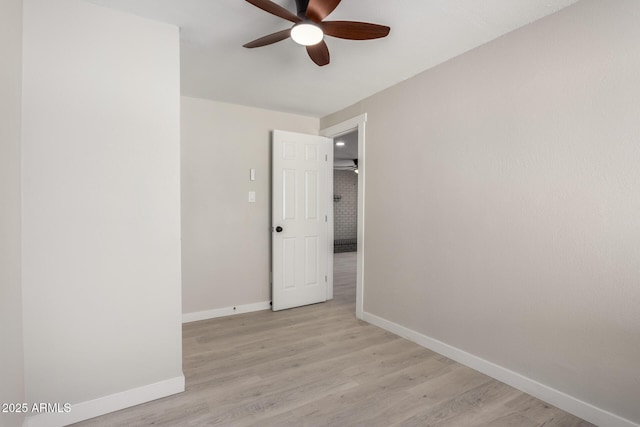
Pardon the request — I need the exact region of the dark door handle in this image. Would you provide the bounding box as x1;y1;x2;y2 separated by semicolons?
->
275;226;283;233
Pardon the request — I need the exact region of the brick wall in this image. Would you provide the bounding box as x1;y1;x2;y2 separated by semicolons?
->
333;169;358;252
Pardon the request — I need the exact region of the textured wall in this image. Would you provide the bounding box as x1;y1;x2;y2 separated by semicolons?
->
333;169;358;252
321;0;640;424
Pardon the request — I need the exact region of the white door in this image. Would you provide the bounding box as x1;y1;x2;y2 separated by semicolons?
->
272;130;332;311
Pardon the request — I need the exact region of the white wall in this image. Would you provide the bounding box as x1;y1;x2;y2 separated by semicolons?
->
181;97;318;318
0;1;25;426
322;0;640;425
21;0;183;423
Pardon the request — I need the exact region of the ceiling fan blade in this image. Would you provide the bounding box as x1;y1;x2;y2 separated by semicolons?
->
306;0;341;23
243;29;291;48
245;0;301;23
320;21;390;40
306;41;330;66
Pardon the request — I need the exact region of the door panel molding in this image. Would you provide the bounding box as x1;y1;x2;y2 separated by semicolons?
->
272;130;332;311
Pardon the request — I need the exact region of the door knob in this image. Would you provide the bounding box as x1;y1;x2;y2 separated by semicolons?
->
275;226;283;233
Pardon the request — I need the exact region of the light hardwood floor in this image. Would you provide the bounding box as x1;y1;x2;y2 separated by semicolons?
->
74;252;594;426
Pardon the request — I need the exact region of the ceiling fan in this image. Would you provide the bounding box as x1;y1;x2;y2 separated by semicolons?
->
243;0;391;66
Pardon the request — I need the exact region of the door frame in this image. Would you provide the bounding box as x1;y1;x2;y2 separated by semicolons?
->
320;113;367;319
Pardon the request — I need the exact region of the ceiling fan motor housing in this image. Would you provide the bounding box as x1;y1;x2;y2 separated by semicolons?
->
296;0;309;21
295;0;310;18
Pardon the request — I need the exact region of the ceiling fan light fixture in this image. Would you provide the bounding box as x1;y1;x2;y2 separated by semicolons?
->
242;0;390;66
291;23;324;46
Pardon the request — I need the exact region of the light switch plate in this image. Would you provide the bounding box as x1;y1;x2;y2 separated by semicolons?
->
248;191;256;203
250;169;256;181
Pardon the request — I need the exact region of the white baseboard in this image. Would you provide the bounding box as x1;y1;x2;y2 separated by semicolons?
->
362;312;638;427
182;301;271;323
23;375;185;427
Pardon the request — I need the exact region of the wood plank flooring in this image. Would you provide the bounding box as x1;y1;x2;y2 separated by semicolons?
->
74;252;595;426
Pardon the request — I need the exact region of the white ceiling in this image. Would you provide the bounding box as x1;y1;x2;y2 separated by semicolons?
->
89;0;580;117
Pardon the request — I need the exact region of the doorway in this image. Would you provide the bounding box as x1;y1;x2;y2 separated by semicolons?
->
332;129;358;309
321;114;366;319
333;129;358;254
